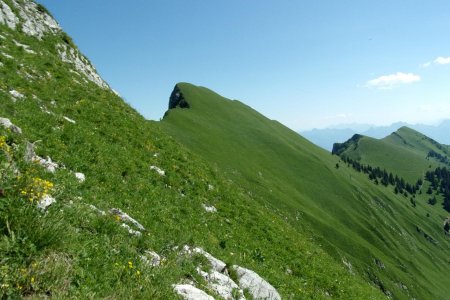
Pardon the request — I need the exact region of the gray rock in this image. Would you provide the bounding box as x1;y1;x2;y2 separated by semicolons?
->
9;90;24;99
140;250;162;267
74;172;85;182
232;265;281;300
173;284;214;300
37;194;56;211
109;208;145;231
150;165;165;176
120;223;142;236
202;204;217;213
0;1;19;30
198;268;245;300
57;43;109;89
0;117;22;134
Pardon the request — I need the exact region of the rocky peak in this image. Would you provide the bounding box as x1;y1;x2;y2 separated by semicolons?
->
0;0;61;39
168;84;190;109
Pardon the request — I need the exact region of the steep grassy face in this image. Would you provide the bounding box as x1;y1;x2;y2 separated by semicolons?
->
333;127;450;183
0;1;389;299
161;83;450;300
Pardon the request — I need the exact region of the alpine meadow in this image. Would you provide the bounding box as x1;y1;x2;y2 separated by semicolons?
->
0;1;449;299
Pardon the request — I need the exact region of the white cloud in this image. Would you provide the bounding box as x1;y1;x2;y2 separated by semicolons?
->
421;56;450;67
434;56;450;65
366;72;420;89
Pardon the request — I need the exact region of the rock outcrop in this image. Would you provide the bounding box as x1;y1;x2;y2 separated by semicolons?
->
233;265;281;300
169;85;190;109
0;0;60;38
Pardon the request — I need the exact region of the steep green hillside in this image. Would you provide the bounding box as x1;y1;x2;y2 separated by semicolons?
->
0;1;390;299
161;83;450;300
332;127;450;183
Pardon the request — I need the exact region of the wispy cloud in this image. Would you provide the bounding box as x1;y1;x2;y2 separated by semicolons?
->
366;72;420;89
421;56;450;67
434;56;450;65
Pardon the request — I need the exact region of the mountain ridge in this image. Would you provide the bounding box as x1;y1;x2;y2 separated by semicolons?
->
161;82;450;300
1;1;450;299
302;121;450;151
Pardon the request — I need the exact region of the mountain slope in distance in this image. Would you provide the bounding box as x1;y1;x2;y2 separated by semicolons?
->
332;127;450;183
161;83;450;300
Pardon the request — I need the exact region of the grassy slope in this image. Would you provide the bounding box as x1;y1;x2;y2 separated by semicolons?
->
161;83;450;300
0;7;386;300
333;127;450;183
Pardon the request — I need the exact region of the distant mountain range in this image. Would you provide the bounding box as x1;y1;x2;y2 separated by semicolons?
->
300;120;450;151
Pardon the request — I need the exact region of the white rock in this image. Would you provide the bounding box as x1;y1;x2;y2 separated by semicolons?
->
56;43;109;89
0;117;22;134
33;155;58;173
63;116;76;124
11;0;61;39
232;266;281;300
208;184;214;191
202;204;217;213
198;268;245;300
192;247;227;273
74;172;85;182
140;250;161;267
89;204;106;216
109;208;145;231
0;1;19;30
150;165;165;176
173;284;214;300
9;90;24;99
37;194;56;210
13;40;35;54
120;223;142;236
0;51;13;59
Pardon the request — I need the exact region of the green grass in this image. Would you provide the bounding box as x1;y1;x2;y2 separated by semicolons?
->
0;16;386;299
161;83;450;300
333;127;449;183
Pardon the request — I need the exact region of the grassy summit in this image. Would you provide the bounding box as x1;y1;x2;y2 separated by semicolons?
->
333;127;450;183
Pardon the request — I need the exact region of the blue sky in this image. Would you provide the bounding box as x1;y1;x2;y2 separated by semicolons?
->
37;0;450;130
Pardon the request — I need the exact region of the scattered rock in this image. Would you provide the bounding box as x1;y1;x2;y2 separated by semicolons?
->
182;246;227;273
89;204;106;216
232;265;281;300
13;40;35;54
24;142;59;173
150;165;165;176
37;194;56;211
0;117;22;134
75;172;85;182
140;250;162;267
120;223;142;236
33;155;58;173
197;268;245;300
208;184;214;191
173;284;214;300
202;204;217;213
109;208;145;231
9;89;24;99
63;116;76;124
0;51;14;59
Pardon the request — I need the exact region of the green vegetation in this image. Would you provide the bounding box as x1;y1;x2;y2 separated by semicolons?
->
0;11;383;299
161;83;450;300
1;1;450;299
